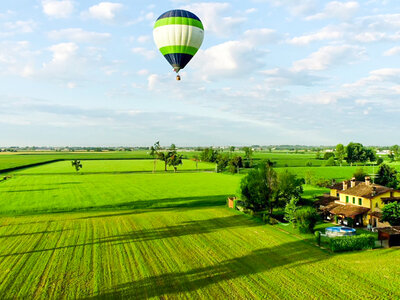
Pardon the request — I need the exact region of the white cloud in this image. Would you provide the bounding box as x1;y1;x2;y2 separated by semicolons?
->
48;28;111;43
137;35;150;44
85;2;123;21
0;41;37;77
263;0;317;16
4;20;37;33
192;40;267;80
182;2;245;37
41;0;74;18
47;42;78;64
147;74;160;90
292;45;366;72
384;46;400;56
287;25;344;45
306;1;359;21
137;69;149;76
132;47;156;60
243;28;279;46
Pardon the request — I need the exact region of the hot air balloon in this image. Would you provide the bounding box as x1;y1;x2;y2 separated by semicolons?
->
153;9;204;81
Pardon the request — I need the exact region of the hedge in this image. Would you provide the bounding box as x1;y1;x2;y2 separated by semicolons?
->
329;234;375;252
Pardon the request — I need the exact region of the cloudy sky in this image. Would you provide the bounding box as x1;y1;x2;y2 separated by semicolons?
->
1;0;400;147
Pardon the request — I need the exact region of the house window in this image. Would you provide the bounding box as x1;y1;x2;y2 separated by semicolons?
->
353;197;355;204
358;198;362;205
346;196;349;203
337;193;339;197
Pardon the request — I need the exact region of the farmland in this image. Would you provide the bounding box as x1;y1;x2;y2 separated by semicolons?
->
1;153;400;298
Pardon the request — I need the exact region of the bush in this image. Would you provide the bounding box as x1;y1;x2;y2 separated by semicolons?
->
325;157;336;166
377;157;384;165
329;235;375;252
313;178;331;187
315;231;321;246
305;161;313;167
294;206;319;233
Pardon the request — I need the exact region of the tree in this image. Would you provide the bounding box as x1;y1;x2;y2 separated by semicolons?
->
228;155;243;174
353;167;367;181
242;147;253;168
323;152;335;160
192;155;200;171
346;142;365;166
390;145;400;161
216;153;230;173
325;157;336;166
273;170;304;210
71;160;82;172
170;144;176;151
150;141;160;173
284;198;299;225
375;164;399;188
377;157;384;165
167;152;183;172
229;146;235;153
157;151;173;172
381;202;400;226
294;206;319;233
240;164;277;212
335;144;345;166
200;148;218;162
315;150;321;160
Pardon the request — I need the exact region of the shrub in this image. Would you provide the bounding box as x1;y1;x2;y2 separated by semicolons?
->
305;161;313;167
313;178;331;187
294;206;319;233
329;235;375;252
315;231;321;246
325;157;336;166
377;157;384;165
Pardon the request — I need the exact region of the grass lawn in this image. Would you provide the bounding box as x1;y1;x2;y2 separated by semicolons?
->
2;159;400;298
0;172;238;215
13;159;215;175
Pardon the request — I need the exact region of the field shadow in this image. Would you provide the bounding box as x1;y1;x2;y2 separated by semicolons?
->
2;188;66;193
85;239;328;299
98;215;259;244
0;228;71;239
4;195;230;217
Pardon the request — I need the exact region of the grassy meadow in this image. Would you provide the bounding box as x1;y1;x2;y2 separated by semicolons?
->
1;152;400;298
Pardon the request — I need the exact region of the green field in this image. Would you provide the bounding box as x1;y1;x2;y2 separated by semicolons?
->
13;159;215;175
2;156;400;298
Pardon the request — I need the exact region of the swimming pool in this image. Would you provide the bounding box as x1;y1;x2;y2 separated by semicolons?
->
326;226;356;237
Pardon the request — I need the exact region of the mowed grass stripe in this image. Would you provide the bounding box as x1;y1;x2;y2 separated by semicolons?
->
1;208;400;298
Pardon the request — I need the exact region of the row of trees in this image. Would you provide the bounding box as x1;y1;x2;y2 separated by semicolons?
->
150;142;183;172
316;143;376;166
199;147;254;173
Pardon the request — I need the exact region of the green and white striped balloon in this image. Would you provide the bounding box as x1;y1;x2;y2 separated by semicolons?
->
153;9;204;75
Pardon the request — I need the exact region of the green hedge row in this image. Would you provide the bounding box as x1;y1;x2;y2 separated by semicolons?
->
329;234;375;252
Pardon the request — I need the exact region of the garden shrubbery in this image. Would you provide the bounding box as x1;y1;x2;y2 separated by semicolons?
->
294;206;319;233
329;234;375;252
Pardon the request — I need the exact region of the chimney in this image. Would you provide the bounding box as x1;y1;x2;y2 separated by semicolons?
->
351;177;356;188
372;186;377;197
343;181;348;190
365;177;371;186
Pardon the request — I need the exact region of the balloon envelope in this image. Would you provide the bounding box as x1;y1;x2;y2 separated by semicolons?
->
153;9;204;73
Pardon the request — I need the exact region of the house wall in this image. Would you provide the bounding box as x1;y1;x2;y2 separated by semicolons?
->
330;189;339;197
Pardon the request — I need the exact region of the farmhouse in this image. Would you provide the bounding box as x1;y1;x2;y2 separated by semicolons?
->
317;177;400;228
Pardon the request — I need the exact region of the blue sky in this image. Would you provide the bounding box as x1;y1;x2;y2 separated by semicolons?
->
1;0;400;147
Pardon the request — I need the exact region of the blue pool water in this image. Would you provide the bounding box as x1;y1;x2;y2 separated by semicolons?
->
326;226;356;237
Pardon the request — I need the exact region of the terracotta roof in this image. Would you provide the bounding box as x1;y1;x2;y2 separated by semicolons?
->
321;202;341;212
339;182;393;199
328;180;362;191
381;197;400;203
315;194;339;207
378;227;400;235
329;204;370;218
368;211;383;219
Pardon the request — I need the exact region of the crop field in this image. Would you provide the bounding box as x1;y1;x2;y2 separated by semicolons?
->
13;159;215;175
0;172;238;215
1;206;400;298
2;156;400;298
